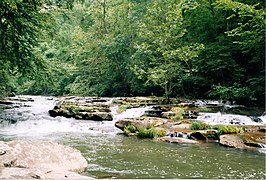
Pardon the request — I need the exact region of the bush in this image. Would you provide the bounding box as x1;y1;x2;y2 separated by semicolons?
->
190;122;211;130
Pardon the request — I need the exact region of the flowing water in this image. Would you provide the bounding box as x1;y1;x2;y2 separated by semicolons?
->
0;96;265;179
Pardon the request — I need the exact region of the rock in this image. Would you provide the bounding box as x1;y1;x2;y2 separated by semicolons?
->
77;112;112;121
189;132;207;141
219;134;256;150
188;130;218;141
157;137;199;144
177;102;195;108
0;168;93;179
0;140;90;179
161;111;175;119
49;100;113;121
144;107;163;117
0;100;14;105
115;117;169;131
170;122;191;130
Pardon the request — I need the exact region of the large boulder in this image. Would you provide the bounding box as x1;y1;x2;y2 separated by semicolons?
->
0;140;91;179
218;134;266;151
219;134;251;150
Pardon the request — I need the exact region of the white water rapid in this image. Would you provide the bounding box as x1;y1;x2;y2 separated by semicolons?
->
196;112;265;125
0;96;149;139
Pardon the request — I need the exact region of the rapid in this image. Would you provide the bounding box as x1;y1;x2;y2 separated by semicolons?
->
0;96;265;179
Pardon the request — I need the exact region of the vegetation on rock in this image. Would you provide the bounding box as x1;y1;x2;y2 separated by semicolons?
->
123;123;166;139
190;122;211;130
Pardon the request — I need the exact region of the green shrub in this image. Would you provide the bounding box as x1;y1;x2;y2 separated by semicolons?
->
137;127;166;138
214;125;244;135
124;124;137;136
190;121;211;130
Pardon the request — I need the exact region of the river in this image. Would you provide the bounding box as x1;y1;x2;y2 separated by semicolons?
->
0;96;265;179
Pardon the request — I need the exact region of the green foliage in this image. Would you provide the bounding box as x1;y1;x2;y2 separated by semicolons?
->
190;122;211;130
123;123;166;138
137;127;166;139
209;83;254;101
132;0;204;99
0;0;48;95
124;124;137;136
214;125;244;135
68;106;81;114
170;107;184;120
0;0;264;107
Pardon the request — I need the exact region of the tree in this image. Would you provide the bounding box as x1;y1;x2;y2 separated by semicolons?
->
133;0;203;100
0;0;47;96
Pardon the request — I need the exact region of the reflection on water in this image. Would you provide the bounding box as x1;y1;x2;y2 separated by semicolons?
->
0;96;265;179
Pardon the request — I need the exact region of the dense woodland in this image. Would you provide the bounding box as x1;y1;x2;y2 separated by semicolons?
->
0;0;265;106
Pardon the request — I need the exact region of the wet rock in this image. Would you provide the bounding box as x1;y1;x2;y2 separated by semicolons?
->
243;142;264;148
144;106;163;117
7;96;34;102
49;100;113;121
189;132;207;141
157;137;199;144
219;134;257;151
183;110;198;119
0;101;14;105
0;140;90;179
77;112;112;121
115;117;169;131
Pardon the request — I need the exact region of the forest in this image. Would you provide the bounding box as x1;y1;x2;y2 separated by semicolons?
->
0;0;265;106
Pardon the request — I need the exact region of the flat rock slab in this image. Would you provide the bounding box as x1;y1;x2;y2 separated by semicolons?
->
49;101;113;121
157;137;199;144
0;140;91;179
219;134;256;150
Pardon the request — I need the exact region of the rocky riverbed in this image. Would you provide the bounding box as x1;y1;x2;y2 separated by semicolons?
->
0;95;265;179
46;96;266;153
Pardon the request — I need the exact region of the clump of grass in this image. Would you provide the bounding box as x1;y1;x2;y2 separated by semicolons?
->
137;127;166;138
67;106;81;114
124;124;137;136
117;105;133;113
170;107;184;120
190;121;211;130
214;125;244;135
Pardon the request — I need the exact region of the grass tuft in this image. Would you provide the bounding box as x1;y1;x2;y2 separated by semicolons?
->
190;121;211;130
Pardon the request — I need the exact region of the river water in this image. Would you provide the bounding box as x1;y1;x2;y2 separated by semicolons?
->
0;96;265;179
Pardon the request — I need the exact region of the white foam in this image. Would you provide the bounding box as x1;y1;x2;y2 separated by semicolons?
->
196;112;263;125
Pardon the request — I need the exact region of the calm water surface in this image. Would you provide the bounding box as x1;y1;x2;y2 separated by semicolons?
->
0;96;265;179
